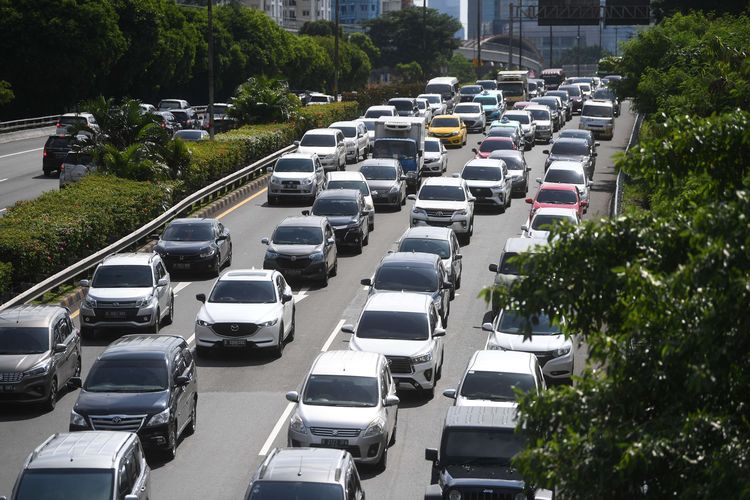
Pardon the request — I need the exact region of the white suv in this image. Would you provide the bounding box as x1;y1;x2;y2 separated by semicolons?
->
408;177;476;243
580;100;615;139
329;121;369;163
79;253;174;337
267;152;325;205
296;128;346;172
459;158;513;211
345;292;445;398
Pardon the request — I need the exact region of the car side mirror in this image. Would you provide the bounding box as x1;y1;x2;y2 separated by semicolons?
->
361;278;372;286
326;237;335;245
68;377;82;389
471;148;478;155
542;149;550;154
441;281;452;290
407;194;416;201
451;173;460;178
593;152;598;157
442;388;457;399
293;140;300;146
535;177;542;185
282;293;293;303
595;142;600;147
266;166;274;173
53;343;67;354
79;279;90;287
384;395;400;407
217;234;228;241
175;375;190;387
301;210;310;216
196;293;206;303
285;391;299;403
433;327;446;337
488;263;498;273
261;237;270;245
371;190;379;196
399;175;407;181
341;324;355;334
468;196;476;202
521;224;529;232
425;448;439;463
157;277;169;287
525;197;533;204
454;254;462;260
482;322;494;332
526;166;531;172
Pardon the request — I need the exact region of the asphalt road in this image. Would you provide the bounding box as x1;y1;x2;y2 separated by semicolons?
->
0;134;57;212
0;102;634;499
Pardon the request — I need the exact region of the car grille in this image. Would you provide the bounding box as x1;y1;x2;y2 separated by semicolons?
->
0;372;23;383
531;350;556;367
469;187;493;198
89;414;147;432
424;208;455;218
451;489;518;500
212;323;259;337
97;300;138;308
310;427;361;438
93;308;140;321
163;252;203;262
276;254;312;269
386;356;414;374
431;132;452;138
281;180;300;186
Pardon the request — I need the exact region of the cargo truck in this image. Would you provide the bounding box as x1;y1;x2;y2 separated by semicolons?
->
373;117;425;192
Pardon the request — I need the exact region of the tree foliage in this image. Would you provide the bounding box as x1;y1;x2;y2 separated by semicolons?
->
229;76;301;124
446;54;476;84
0;81;13;107
299;20;341;38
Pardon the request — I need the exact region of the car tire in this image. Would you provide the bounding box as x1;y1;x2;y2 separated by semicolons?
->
456;273;462;290
267;196;276;206
44;377;58;412
184;399;197;436
272;323;285;358
288;308;296;341
355;238;363;255
389;415;398;446
67;357;82;389
320;269;329;287
226;245;233;267
436;349;444;380
330;259;338;277
213;257;221;277
368;216;374;232
163;422;178;461
376;445;388;472
162;294;174;326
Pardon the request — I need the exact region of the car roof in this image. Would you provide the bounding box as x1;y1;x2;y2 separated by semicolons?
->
361;158;399;168
0;305;65;328
380;251;440;267
539;182;577;192
425;137;441;144
444;406;517;429
169;218;215;226
218;269;275;282
467;350;536;375
326;171;366;181
279;215;327;228
389;97;415;102
489;150;524;160
258;448;347;483
316;188;361;200
547;160;586;172
364;292;432;313
311;350;383;378
304;128;337;135
464;158;505;169
525;105;550;112
329;121;359;128
25;432;134;470
278;152;316;161
503;236;548;254
100;252;155;266
431;114;460;121
422;176;464;187
532;207;580;217
101;334;184;361
400;226;453;240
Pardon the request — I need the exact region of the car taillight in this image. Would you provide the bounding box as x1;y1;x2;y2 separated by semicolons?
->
43;149;47;157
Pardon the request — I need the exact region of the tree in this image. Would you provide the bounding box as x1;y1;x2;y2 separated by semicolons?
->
0;81;13;108
651;0;748;22
365;7;461;76
284;35;334;91
395;62;424;83
311;37;372;92
229;76;301;124
446;54;476;83
348;32;380;67
299;19;341;38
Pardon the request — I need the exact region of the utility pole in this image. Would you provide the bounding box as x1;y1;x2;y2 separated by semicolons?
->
518;0;522;70
549;24;553;67
422;0;427;55
508;3;513;69
476;0;482;78
334;0;340;97
576;24;581;76
207;0;214;139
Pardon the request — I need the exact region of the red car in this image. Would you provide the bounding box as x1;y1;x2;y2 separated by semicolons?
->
513;101;532;110
525;182;588;217
474;136;517;158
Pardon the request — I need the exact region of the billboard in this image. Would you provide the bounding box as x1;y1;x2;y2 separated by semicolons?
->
538;0;600;26
604;0;651;26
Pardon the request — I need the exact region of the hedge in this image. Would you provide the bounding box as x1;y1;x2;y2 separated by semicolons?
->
0;176;169;292
0;262;11;301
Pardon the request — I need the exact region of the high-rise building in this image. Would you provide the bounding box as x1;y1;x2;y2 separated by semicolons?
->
339;0;381;24
381;0;402;14
428;0;466;39
240;0;332;27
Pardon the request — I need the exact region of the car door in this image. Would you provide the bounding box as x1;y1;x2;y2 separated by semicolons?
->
117;458;135;500
51;317;73;382
439;142;447;171
324;224;336;269
451;232;462;281
502;163;512;200
216;222;230;264
276;274;293;327
430;305;442;360
314;159;325;190
172;350;191;433
129;444;150;499
381;364;397;436
357;123;367;155
336;131;346;165
154;262;169;314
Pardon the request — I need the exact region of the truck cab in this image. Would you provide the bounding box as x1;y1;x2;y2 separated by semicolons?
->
372;117;425;193
496;71;529;108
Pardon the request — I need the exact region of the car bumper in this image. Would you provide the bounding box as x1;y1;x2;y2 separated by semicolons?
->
268;184;317;198
468;187;505;206
464;121;484;132
80;305;159;330
509;176;526;193
411;214;471;234
422;160;443;174
535;128;553;140
70;421;174;451
319;157;339;171
372;191;401;205
160;254;218;273
264;259;327;281
195;322;279;350
333;226;365;247
391;359;436;390
579;123;614;136
431;134;463;145
0;372;54;404
288;429;387;464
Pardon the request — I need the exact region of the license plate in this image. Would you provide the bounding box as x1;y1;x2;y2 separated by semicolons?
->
1;385;15;392
321;439;349;447
284;269;302;276
173;263;191;269
223;339;247;347
104;311;127;319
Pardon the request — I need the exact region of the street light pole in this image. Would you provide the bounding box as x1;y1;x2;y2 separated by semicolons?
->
207;0;214;139
576;24;581;76
518;0;522;69
334;0;339;97
508;3;513;69
476;0;482;78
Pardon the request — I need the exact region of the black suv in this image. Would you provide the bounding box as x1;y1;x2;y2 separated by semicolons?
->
425;406;554;500
42;135;73;176
153;218;232;276
308;189;370;254
0;305;81;411
170;108;199;129
69;335;197;460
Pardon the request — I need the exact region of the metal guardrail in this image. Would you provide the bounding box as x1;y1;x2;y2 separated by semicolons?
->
612;111;643;216
0;143;296;312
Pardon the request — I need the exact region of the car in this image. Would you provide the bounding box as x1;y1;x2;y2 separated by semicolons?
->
425;76;460;111
55;112;99;137
484;309;576;383
539;160;592;202
527;182;588;217
324;171;375;231
68;335;197;460
309;188;370;253
424;406;553;500
473;136;516;158
458;84;483;103
5;431;150;500
460;158;513;211
345;292;446;397
157;98;189;111
530;96;564;130
472;91;503;122
409;177;476;243
564;76;597;89
486;123;524;150
363;105;397;119
362;251;452;325
285;351;399;469
543;137;596;176
306;92;335;105
417;93;447;115
500;110;535;143
296;128;347;172
428;114;467;148
58;150;96;188
169;108;199;129
422;137;448;175
78;253;174;337
488;149;531;196
200;102;235;130
443;350;545;407
578;82;593;100
580;99;615;139
139;103;156;114
522;206;581;240
558;84;585;113
245;448;364;500
397;226;463;297
329;121;369;163
0;305;80;411
488;118;527;149
42;135;73;175
153;218;232;275
359;159;406;210
452;102;485;133
488;237;548;311
267;152;326;204
524;105;554;143
541;68;566;90
151;110;180;134
360;118;377;147
173;129;209;141
415;98;434;123
388;97;419;117
512;100;532;110
194;269;295;357
546;89;573;119
558;129;599;162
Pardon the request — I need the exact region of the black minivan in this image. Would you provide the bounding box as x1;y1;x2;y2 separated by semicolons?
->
42;135;73;176
69;335;197;460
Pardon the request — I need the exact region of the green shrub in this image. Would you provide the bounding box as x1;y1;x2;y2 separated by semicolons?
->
0;175;169;291
0;262;11;300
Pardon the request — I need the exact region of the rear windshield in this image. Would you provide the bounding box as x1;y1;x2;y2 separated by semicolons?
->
537;188;578;205
360;164;397;180
357;310;429;340
246;481;344;500
373;265;439;293
527;108;550;121
533;98;558;110
550;141;588;156
497;82;524;96
364;109;393;119
326;180;368;195
473;96;498;106
170;110;188;119
545;169;585;184
92;265;152;288
273;226;323;245
275;158;314;173
85;358;168;392
443;429;525;466
477;81;497;90
488;128;514;138
496;155;524;170
582;105;613;118
163;223;213;242
390;100;414;111
421;94;442;104
547;91;569;102
425;83;452;96
59;116;87;126
542;73;564;85
479;140;513;153
503;113;529;124
46;136;72;148
460;86;482;95
15;469;114;500
431;117;459;128
0;327;49;354
209;280;276;304
313;198;359;216
331;126;356;138
463;165;502;181
300;134;335;147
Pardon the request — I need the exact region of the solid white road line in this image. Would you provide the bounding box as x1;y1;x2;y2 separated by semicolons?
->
258;402;295;456
186;334;195;346
0;147;43;160
173;281;192;295
0;178;7;183
320;319;346;353
293;287;309;303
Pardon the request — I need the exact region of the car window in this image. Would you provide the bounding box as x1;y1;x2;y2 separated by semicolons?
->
380;367;389;398
156;262;167;280
126;448;141;492
117;461;133;499
430;305;439;331
54;318;70;344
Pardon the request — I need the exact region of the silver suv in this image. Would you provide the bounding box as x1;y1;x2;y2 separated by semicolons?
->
79;253;174;337
245;447;364;500
267;153;326;205
286;350;399;470
3;431;150;500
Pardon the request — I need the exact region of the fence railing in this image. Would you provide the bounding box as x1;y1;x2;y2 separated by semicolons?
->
611;112;643;216
0;144;295;312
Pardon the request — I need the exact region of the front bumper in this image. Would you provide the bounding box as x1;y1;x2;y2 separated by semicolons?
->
487;343;574;381
372;190;401;206
70;419;174;451
318;156;339;171
468;186;505;207
288;428;387;464
411;213;470;235
389;358;436;390
0;372;54;404
535;128;553;140
264;258;327;281
422;159;443;174
268;182;316;199
161;253;218;273
333;225;365;247
463;120;484;132
430;133;463;146
80;304;159;331
195;321;279;350
580;122;614;137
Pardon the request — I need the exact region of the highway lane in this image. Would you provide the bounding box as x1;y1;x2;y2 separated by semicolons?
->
0;135;57;212
0;102;634;499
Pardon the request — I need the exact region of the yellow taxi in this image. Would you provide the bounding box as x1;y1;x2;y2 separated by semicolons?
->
428;115;467;148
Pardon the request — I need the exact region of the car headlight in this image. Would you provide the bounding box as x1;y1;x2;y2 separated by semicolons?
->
514;493;527;500
23;360;51;378
258;317;279;327
309;251;325;262
146;408;170;427
270;176;282;185
389;184;400;193
301;177;313;185
553;345;571;357
453;209;468;216
448;490;462;500
70;410;87;427
265;250;279;259
200;247;217;258
362;417;385;438
412;207;427;216
196;318;212;327
289;412;307;434
412;351;432;364
83;296;97;309
135;296;153;308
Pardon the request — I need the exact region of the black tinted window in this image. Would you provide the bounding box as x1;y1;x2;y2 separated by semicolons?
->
273;226;323;245
357;311;429;340
550;141;588;156
360;164;397;180
418;185;465;201
399;238;451;259
15;469;113;500
498;311;561;335
460;371;535;402
300;134;335;147
373;265;439;293
462;165;503;181
303;375;379;407
209;281;276;304
85;358;168;392
92;265;152;288
326;180;368;195
431;117;460;128
443;429;525;465
163;223;213;241
313;198;359;216
275;158;314;173
479;140;513;153
0;327;49;354
536;188;578;205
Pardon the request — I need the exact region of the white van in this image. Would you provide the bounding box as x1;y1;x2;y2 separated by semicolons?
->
425;77;459;112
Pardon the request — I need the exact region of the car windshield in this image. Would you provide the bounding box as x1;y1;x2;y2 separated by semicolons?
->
275;158;314;173
559;86;581;97
273;226;323;245
499;156;524;170
499;311;560;335
425;83;452;95
399;238;451;259
421;95;441;104
528;108;550;121
360;164;397;180
209;280;276;304
0;327;49;354
300;134;335;147
443;429;526;466
390;100;414;111
159;101;181;110
303;374;379;407
309;95;330;103
531;214;573;230
174;130;204;140
326;180;368;195
15;469;113;500
583;106;613;118
537;189;578;205
559;131;590;143
431;117;459;128
246;482;344;500
545;169;585;184
372;141;416;159
424;141;440;152
499;252;520;274
418;185;465;201
504;113;529;124
163;223;213;241
313;198;359;216
59;116;88;126
356;311;429;340
579;84;592;93
479;140;513;152
462;165;503;181
46;136;71;148
542;73;563;85
533;98;558;110
374;265;439;293
364;109;392;118
487;128;514;138
497;82;524;96
85;358;168;392
331;126;356;138
528;82;537;91
454;104;480;114
460;86;482;95
474;96;498;106
551;141;588;156
362;121;375;132
460;371;536;402
92;265;152;288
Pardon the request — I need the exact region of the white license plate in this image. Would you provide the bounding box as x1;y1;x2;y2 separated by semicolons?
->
223;339;247;347
104;311;127;319
322;439;349;447
173;263;191;269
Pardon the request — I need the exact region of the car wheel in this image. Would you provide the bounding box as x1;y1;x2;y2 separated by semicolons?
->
389;415;398;446
456;273;462;290
44;377;58;412
441;308;449;328
330;258;338;277
288;308;296;341
184;399;197;436
163;422;178;461
368;216;374;232
355;237;363;255
162;294;174;326
213;257;221;277
272;323;285;358
150;312;160;334
68;357;82;387
267;196;276;206
320;268;329;287
436;349;444;380
226;245;233;267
